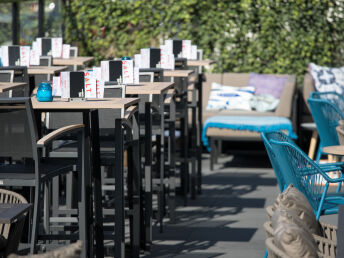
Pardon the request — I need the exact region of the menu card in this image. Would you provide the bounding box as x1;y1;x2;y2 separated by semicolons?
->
122;60;134;84
52;76;62;96
84;71;97;98
52;37;63;58
62;44;71;59
20;46;30;67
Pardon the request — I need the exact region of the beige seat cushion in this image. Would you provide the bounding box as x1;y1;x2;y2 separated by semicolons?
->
8;240;82;258
273;184;321;235
273;213;319;258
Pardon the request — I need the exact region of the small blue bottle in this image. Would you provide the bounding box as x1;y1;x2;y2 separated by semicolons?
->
36;82;53;102
121;57;131;60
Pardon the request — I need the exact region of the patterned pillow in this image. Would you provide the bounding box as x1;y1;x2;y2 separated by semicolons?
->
248;73;288;99
206;82;255;111
309;63;344;94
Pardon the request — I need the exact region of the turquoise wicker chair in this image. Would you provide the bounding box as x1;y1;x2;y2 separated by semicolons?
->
261;131;344;191
261;132;291;191
308;92;344;162
269;135;344;220
261;131;343;258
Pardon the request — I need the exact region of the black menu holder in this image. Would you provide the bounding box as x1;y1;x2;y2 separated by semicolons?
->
8;46;20;66
109;60;122;81
172;40;182;57
149;48;161;68
69;72;85;101
41;38;52;56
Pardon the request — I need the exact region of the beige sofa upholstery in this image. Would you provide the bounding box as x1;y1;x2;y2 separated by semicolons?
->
303;73;316;106
203;73;296;141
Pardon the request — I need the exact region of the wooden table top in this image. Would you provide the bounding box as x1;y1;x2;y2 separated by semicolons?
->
163;69;194;78
28;66;68;75
0;82;27;93
187;59;216;66
53;56;94;66
126;82;174;95
32;97;139;110
0;203;32;224
323;145;344;156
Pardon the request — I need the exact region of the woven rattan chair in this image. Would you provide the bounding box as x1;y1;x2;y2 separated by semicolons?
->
0;189;28;257
265;205;337;243
265;235;336;258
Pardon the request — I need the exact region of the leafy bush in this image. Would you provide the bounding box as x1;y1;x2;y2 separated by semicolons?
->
64;0;344;82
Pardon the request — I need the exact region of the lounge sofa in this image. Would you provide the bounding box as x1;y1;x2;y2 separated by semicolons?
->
202;73;297;141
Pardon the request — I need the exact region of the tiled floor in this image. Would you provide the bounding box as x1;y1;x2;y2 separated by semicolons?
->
143;153;338;258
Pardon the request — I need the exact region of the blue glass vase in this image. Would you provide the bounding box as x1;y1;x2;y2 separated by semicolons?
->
36;82;53;102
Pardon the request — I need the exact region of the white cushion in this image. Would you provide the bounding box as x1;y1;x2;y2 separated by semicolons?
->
206;82;255;111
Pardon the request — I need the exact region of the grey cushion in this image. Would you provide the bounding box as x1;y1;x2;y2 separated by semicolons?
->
273;184;321;235
8;240;82;258
273;215;319;258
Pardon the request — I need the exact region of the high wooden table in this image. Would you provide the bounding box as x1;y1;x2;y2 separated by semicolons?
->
53;57;94;66
163;69;194;78
126;81;175;241
0;82;26;93
28;66;68;75
32;97;139;258
162;70;194;205
187;59;216;66
186;59;216;196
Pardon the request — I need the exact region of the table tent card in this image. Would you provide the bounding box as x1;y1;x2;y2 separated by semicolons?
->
160;45;175;70
20;46;30;67
122;59;134;84
134;54;141;68
101;60;122;82
191;45;198;60
1;46;20;66
84;70;97;98
52;76;62;96
133;67;139;84
62;44;71;59
182;40;192;59
140;48;161;68
36;38;42;56
165;39;182;57
60;71;84;98
30;42;40;66
52;37;63;58
93;67;104;98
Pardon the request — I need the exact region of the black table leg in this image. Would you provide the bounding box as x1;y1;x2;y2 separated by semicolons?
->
114;118;125;258
127;114;141;257
191;105;197;199
143;102;152;249
197;74;203;194
90;110;104;258
79;112;91;258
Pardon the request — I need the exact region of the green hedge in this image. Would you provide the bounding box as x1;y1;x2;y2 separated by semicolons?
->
64;0;344;82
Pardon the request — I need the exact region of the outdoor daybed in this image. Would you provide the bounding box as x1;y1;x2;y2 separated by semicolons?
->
201;73;297;169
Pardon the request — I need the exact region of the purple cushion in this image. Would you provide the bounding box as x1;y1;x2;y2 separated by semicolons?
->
248;73;288;99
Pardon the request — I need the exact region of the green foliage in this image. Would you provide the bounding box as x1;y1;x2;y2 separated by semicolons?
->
64;0;344;83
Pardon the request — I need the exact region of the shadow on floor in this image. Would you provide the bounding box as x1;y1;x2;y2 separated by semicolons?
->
144;161;276;257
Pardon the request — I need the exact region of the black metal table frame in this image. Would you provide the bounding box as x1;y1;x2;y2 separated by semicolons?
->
34;105;141;258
